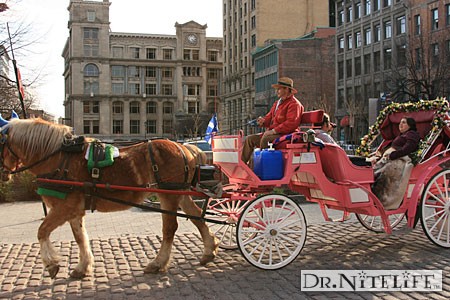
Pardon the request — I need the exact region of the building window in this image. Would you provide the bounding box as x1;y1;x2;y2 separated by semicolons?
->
129;101;140;114
146;48;156;59
128;83;140;95
112;101;123;114
208;85;218;96
365;0;371;15
431;8;439;30
183;49;199;60
145;66;156;78
446;4;450;26
87;11;96;22
112;46;123;58
251;16;256;29
162;67;173;79
383;0;391;7
83;120;99;134
373;0;380;11
251;34;256;47
347;34;353;50
338;37;345;52
83;82;99;95
83;28;98;40
131;47;140;59
187;101;199;114
146;120;156;134
207;69;220;80
347;5;353;22
374;24;381;42
364;54;371;74
346;59;352;77
397;44;406;66
163;120;172;134
145;84;157;95
432;43;439;65
414;14;421;35
338;10;344;26
84;45;99;57
163;49;173;60
364;28;371;45
374;51;381;71
355;56;361;76
161;84;173;95
396;16;405;35
415;48;422;69
113;120;123;134
163;102;173;114
84;64;99;77
355;2;361;19
355;32;361;48
208;51;218;61
112;83;124;94
83;101;99;114
384;48;391;70
130;120;140;134
384;21;392;39
111;65;124;77
338;61;344;79
128;66;140;78
146;101;156;114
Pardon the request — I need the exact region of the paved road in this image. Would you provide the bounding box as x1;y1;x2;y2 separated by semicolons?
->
0;201;449;299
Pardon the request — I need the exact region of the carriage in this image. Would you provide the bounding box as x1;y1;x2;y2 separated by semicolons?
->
0;99;449;278
209;98;450;269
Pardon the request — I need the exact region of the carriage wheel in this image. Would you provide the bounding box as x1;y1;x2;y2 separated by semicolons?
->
355;213;405;233
237;194;307;270
207;198;251;249
420;169;450;248
206;184;255;249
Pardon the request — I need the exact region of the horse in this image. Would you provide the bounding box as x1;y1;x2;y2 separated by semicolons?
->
0;115;219;279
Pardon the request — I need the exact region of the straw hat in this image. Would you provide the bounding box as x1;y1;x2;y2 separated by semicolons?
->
271;77;298;94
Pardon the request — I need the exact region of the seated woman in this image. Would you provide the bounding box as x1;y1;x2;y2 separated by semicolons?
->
372;117;420;210
314;113;337;144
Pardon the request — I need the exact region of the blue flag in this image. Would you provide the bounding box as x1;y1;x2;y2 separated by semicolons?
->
205;113;218;144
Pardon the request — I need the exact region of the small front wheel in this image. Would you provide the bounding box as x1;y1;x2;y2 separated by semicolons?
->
237;194;307;270
421;169;450;248
356;213;405;233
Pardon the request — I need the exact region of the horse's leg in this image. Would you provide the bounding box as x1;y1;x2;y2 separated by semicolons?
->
144;193;180;273
68;215;94;278
38;206;72;279
179;195;219;265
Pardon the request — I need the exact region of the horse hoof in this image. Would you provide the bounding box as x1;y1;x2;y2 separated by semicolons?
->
200;254;215;266
47;265;60;279
70;269;86;279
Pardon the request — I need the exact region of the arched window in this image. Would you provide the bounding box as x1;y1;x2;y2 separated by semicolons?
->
129;101;140;114
146;101;157;114
112;101;123;114
163;102;173;114
84;64;99;76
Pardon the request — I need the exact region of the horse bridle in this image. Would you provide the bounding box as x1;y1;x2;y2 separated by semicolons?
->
0;133;21;175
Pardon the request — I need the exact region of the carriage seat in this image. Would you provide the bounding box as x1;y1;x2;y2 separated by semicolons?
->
274;110;324;149
318;143;373;183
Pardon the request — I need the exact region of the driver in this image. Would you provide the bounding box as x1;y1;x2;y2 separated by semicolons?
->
241;77;304;165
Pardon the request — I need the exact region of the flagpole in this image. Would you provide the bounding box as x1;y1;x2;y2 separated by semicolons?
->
7;23;27;119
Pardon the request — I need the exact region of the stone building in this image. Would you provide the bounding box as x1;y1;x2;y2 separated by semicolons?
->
253;27;336;129
221;0;331;135
63;0;222;140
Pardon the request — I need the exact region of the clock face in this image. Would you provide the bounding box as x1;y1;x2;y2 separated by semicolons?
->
186;34;198;45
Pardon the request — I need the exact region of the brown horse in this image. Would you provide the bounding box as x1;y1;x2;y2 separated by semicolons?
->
0;117;218;278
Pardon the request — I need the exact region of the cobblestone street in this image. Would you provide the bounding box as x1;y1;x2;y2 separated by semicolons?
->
0;201;449;299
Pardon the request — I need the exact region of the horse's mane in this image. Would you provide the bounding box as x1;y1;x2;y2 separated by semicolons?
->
8;118;73;161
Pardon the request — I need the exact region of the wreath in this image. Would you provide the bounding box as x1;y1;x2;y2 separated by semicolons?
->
355;98;449;164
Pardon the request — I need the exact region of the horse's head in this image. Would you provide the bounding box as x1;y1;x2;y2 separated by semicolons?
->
0;112;21;181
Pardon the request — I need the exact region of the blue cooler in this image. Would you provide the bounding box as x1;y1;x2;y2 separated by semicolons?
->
253;145;284;180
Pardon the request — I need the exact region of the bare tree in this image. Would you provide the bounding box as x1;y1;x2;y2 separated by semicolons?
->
388;28;450;102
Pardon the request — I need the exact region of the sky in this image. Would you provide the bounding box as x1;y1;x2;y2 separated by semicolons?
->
3;0;223;118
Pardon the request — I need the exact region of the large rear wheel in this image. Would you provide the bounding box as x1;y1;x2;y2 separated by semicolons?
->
421;169;450;248
237;194;307;270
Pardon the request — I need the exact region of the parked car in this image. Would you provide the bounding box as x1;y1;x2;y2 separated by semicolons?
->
183;140;213;164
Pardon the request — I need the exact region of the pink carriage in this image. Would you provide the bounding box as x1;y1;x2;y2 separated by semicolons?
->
210;99;450;270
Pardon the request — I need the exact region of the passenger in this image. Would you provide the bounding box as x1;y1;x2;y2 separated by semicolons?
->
241;77;304;164
372;117;420;210
314;113;337;144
